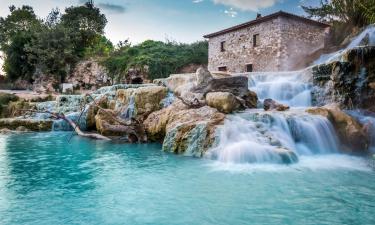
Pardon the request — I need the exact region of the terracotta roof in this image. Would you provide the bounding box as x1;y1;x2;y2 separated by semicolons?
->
203;11;330;38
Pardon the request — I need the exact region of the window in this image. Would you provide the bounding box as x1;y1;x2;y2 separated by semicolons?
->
218;66;227;72
220;41;226;52
246;64;253;72
253;34;260;47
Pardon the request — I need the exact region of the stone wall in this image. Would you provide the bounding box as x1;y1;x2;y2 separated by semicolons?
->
279;17;328;70
207;16;328;72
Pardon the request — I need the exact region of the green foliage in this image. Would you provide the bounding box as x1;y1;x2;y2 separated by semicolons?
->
60;2;107;58
0;5;42;81
84;35;114;58
27;25;79;82
302;0;375;45
0;1;108;83
102;40;208;82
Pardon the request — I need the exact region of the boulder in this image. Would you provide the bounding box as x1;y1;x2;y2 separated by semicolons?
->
274;147;299;164
86;96;109;130
196;66;213;86
192;75;249;97
115;86;168;119
144;100;225;157
242;90;258;108
206;92;241;114
153;73;196;95
0;118;53;131
95;109;125;137
306;104;368;152
264;99;289;111
143;100;188;141
95;108;147;142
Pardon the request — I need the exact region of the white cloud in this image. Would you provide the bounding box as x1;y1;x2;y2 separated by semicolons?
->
193;0;204;3
212;0;279;11
224;8;238;17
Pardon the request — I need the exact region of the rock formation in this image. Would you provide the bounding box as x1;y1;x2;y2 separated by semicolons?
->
144;99;225;157
311;46;375;112
67;60;111;91
263;99;290;111
306;104;369;153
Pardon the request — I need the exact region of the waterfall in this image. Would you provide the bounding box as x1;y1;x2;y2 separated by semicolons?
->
347;110;375;153
246;70;313;107
120;94;136;120
207;110;339;164
314;25;375;65
161;92;175;108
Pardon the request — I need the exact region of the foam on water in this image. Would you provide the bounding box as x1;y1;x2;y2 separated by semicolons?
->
247;70;312;107
207;154;372;173
314;25;375;64
207;110;340;164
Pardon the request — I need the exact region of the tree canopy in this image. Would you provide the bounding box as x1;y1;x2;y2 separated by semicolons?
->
0;1;208;86
302;0;375;45
102;40;208;82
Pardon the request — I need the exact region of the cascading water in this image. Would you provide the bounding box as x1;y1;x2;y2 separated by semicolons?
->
208;110;339;164
208;25;375;165
314;25;375;64
120;94;136;120
247;70;312;107
347;110;375;153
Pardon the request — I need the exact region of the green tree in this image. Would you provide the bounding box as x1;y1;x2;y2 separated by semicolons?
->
60;1;107;58
102;40;208;82
302;0;375;45
0;5;42;81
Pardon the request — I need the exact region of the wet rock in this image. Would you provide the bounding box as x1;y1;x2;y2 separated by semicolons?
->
15;126;30;132
143;100;188;141
0;118;53;131
241;90;258;108
95;108;147;142
95;109;124;137
116;86;168;119
206;92;241;114
144;100;225;157
86;96;109;130
274;147;298;164
306;104;368;153
311;46;375;112
263;99;290;111
0;128;13;134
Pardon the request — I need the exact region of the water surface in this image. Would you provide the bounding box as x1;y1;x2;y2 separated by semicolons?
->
0;132;374;225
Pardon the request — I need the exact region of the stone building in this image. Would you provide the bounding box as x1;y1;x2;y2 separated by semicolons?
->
203;11;330;72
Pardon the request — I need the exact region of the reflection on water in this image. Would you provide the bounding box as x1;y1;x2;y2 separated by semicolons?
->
0;133;374;225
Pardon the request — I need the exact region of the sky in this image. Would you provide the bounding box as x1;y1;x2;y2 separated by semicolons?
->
0;0;320;44
0;0;320;73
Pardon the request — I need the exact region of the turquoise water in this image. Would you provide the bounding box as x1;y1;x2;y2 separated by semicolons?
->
0;132;375;225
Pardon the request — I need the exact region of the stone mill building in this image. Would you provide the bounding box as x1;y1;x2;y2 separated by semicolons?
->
203;11;330;73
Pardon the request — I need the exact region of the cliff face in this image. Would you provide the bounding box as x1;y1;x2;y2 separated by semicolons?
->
311;46;375;112
66;60;111;91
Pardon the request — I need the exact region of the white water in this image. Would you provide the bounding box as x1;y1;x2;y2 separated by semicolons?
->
208;110;339;164
314;25;375;64
247;70;312;107
208;25;375;165
120;94;135;120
